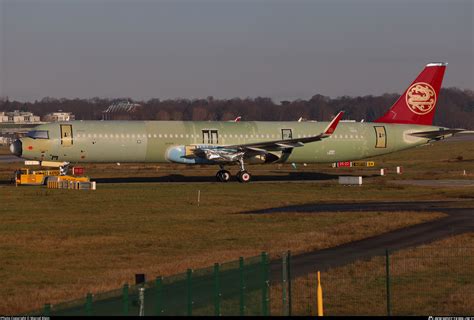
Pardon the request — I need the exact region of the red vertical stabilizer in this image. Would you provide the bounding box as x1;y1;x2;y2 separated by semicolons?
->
375;62;447;125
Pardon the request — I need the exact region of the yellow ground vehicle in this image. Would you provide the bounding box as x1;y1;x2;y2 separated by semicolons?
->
14;168;61;186
14;167;91;187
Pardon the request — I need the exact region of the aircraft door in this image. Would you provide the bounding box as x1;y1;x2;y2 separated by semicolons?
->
202;129;218;144
211;130;219;144
374;126;387;148
202;131;210;144
282;129;292;140
60;125;73;147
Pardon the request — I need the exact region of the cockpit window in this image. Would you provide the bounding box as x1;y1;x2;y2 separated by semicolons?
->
26;130;49;139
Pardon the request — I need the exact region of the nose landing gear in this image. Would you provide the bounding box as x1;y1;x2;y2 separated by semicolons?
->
236;158;251;183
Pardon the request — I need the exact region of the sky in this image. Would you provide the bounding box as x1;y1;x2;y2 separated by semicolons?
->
0;0;473;102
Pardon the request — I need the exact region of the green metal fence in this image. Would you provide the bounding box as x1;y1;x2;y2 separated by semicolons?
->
32;253;271;316
29;247;474;316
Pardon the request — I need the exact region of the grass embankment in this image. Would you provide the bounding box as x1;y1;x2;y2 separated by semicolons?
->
280;233;474;316
0;182;449;314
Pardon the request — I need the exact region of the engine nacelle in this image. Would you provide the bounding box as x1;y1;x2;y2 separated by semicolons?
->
247;153;280;164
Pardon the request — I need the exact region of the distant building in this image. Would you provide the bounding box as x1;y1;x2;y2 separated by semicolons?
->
43;111;75;122
102;101;142;120
0;110;41;124
0;111;42;145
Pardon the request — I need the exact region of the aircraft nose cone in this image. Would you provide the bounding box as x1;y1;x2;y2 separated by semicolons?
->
10;139;22;157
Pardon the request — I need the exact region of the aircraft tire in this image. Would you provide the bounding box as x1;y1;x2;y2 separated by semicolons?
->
216;170;231;182
237;171;251;183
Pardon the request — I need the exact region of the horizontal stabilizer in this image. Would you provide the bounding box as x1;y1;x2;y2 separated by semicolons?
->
409;128;466;139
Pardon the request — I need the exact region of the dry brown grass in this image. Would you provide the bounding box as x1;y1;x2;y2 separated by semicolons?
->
1;176;452;314
281;233;474;316
0;139;472;314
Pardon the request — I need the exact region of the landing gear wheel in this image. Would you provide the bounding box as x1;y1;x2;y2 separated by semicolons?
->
237;170;251;183
216;170;231;182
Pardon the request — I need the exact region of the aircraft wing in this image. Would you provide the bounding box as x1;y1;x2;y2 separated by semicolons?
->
409;128;467;140
224;111;344;153
190;111;344;162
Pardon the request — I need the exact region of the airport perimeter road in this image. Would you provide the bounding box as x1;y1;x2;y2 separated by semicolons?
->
246;200;474;280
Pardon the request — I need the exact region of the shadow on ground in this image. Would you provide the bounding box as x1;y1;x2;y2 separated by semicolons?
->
92;171;380;184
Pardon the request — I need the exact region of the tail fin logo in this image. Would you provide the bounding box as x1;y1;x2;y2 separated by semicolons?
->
405;82;437;115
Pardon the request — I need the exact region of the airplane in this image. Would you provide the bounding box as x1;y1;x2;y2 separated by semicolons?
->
9;62;466;183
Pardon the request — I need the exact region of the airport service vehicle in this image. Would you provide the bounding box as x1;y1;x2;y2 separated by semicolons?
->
14;168;60;186
10;62;465;183
13;166;89;186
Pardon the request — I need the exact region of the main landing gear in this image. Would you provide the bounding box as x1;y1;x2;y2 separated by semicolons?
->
216;169;231;182
215;160;252;183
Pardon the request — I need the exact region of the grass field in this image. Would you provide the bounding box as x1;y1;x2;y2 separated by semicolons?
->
0;183;449;314
282;233;474;316
0;139;473;314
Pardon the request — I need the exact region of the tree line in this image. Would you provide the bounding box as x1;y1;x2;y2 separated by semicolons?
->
1;87;473;129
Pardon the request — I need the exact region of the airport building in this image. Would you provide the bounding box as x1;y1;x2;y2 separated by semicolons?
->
0;110;41;124
0;111;42;145
102;101;142;120
43;111;75;122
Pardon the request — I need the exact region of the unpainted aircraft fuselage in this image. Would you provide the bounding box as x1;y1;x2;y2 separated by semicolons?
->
17;120;437;164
